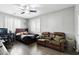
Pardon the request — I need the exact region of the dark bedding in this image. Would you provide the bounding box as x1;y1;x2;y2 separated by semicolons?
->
16;34;39;44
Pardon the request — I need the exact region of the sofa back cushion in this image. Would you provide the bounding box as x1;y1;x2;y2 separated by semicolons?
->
53;32;65;38
42;32;50;35
41;32;50;39
50;33;55;38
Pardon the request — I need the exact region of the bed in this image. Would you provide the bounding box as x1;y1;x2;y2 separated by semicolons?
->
15;28;39;44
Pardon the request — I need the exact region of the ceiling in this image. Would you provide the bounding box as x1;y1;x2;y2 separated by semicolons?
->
0;4;74;19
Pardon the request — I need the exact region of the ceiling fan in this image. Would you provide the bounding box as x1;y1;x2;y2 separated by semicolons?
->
18;4;37;14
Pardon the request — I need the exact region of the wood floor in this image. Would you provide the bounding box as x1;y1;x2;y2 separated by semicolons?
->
6;41;69;55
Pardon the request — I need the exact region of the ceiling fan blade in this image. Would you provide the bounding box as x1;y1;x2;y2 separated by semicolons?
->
30;10;37;12
21;12;25;14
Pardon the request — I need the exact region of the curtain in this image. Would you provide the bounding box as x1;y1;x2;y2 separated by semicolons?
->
29;18;40;34
5;16;26;32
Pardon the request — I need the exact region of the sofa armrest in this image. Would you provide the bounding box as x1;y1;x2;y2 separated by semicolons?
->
38;36;43;39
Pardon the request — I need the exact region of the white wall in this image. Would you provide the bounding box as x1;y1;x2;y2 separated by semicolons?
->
29;7;75;40
0;12;28;32
75;5;79;52
41;7;75;40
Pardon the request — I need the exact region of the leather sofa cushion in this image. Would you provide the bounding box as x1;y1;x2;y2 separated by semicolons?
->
51;40;60;45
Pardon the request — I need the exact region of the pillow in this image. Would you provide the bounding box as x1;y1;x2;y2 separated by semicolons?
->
54;35;63;42
54;37;60;42
20;32;24;35
16;32;24;35
16;32;23;35
16;33;21;35
23;31;28;35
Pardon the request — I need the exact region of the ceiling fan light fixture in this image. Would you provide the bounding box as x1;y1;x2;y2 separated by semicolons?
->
26;6;30;10
25;10;30;14
16;4;37;14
